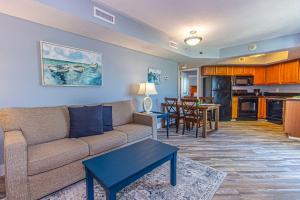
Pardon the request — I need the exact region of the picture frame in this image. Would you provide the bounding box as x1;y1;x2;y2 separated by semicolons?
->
40;41;103;87
148;67;161;85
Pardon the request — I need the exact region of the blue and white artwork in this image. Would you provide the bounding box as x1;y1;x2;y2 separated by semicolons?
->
41;41;102;86
148;68;161;85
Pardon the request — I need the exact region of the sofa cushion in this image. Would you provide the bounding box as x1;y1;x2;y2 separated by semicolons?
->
80;130;127;156
114;123;152;143
103;106;113;132
103;100;135;126
68;105;103;138
28;138;89;176
0;107;69;145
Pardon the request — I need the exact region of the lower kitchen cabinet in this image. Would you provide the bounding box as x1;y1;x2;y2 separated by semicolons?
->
258;97;267;119
285;99;300;138
232;96;238;119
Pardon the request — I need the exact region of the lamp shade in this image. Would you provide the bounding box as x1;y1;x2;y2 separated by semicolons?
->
137;82;158;96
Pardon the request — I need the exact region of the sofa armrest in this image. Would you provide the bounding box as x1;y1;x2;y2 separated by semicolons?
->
4;130;29;200
133;112;157;140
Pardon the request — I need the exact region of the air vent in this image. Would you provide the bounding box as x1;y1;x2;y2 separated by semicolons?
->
169;41;178;49
93;6;115;24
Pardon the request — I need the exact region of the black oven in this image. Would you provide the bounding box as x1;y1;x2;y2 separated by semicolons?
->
234;76;254;86
238;96;258;120
266;99;283;123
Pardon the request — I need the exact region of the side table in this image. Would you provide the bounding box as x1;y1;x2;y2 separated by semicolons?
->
142;111;170;138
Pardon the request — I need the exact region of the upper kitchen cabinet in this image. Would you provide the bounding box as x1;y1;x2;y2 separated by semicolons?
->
254;67;266;85
232;66;245;75
243;66;255;75
201;66;216;76
265;64;281;84
280;60;299;84
215;66;229;75
201;60;300;85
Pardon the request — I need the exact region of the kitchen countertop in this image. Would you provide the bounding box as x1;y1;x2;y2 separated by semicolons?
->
232;95;287;100
286;98;300;101
264;96;287;100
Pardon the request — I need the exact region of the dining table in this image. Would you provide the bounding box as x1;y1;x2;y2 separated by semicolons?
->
161;103;220;138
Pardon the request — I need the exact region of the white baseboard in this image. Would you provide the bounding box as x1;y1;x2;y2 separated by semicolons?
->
0;164;4;176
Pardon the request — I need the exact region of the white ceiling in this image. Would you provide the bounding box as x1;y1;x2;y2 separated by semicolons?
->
97;0;300;48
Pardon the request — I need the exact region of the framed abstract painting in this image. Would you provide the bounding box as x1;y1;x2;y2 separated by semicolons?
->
40;41;103;86
148;67;161;85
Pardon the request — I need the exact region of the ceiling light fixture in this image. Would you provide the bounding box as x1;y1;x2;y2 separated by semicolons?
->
249;54;266;58
184;30;202;46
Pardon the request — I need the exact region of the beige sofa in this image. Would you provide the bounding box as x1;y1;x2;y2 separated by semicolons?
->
0;100;157;200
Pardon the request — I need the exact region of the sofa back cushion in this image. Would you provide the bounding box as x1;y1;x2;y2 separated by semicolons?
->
103;100;135;126
0;106;69;145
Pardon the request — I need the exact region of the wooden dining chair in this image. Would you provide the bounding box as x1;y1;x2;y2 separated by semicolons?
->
164;97;182;133
181;98;203;137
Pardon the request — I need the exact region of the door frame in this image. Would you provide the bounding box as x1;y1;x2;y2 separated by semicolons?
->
179;68;200;99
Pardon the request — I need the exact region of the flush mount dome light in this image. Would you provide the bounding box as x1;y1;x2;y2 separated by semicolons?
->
184;30;203;46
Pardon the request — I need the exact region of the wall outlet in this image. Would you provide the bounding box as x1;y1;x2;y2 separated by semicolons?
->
275;88;279;92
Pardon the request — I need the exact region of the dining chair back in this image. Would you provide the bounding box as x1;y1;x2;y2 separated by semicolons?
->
164;98;178;115
181;98;203;137
164;97;182;133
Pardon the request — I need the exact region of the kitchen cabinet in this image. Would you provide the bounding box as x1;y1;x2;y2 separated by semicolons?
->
285;99;300;138
243;66;255;75
258;97;267;119
265;64;281;84
232;66;245;75
201;59;300;85
254;67;266;85
280;60;299;84
232;96;238;119
215;66;228;75
201;66;215;76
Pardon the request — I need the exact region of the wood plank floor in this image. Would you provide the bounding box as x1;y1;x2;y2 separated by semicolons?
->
1;121;300;199
158;121;300;200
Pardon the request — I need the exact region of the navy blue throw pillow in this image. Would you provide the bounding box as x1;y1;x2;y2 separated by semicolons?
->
103;106;113;132
68;105;103;138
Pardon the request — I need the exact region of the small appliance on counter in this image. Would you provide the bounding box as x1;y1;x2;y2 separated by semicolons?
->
254;89;262;96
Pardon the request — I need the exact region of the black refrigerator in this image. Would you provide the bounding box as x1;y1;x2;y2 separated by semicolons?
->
204;76;232;121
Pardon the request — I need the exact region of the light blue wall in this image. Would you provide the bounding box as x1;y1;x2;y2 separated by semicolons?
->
0;14;178;165
0;14;178;110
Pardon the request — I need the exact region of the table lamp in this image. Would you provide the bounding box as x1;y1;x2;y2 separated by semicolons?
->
137;82;158;113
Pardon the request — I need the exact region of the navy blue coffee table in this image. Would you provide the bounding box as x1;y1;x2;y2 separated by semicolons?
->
82;139;179;200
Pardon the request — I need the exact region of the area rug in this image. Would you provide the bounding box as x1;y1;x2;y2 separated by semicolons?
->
42;156;226;200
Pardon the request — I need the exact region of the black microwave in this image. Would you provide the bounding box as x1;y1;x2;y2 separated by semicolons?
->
233;76;254;86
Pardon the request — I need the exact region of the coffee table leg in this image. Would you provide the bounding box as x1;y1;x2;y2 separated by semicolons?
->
170;152;177;186
106;190;116;200
85;169;94;200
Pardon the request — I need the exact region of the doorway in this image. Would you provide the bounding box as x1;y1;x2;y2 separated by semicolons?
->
180;69;199;98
